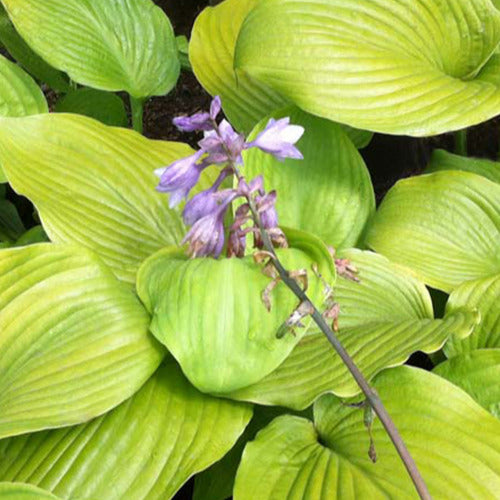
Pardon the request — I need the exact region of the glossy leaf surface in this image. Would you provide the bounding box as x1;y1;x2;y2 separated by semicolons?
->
0;244;163;439
0;5;69;92
2;0;179;98
366;171;500;292
234;367;500;499
228;249;477;409
244;108;374;249
137;230;335;393
0;483;61;500
0;114;189;283
0;360;251;500
235;0;500;136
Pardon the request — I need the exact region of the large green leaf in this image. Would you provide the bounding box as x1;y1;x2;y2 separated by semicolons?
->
366;171;500;292
0;5;69;93
434;349;500;418
234;0;500;136
189;0;372;148
426;149;500;184
0;113;190;283
137;230;335;394
243;107;374;249
0;243;163;439
0;359;251;500
0;484;61;500
234;367;500;499
1;0;179;98
190;0;287;133
228;249;478;409
54;88;128;127
444;274;500;356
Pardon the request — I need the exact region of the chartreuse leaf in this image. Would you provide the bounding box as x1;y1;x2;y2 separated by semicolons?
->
137;229;335;394
0;243;163;439
1;0;179;98
434;349;500;418
194;406;308;500
444;274;500;356
189;0;373;148
234;367;500;499
0;113;190;283
426;149;500;184
235;0;500;136
0;359;251;500
0;5;69;93
228;249;478;409
0;483;61;500
244;107;374;249
366;171;500;292
190;0;287;133
54;88;128;127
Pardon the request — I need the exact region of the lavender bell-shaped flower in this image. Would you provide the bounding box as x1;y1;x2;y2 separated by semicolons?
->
182;189;239;257
247;117;305;161
199;119;246;166
155;149;206;208
182;168;231;226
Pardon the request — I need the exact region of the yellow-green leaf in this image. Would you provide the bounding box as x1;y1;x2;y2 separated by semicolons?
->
0;360;251;500
0;114;190;283
2;0;179;98
0;243;163;439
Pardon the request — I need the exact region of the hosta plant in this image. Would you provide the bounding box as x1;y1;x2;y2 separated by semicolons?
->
0;0;499;499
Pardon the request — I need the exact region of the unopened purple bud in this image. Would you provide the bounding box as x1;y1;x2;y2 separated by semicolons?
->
173;112;212;132
155;149;205;208
210;96;222;120
247;117;305;161
238;175;264;197
182;168;232;226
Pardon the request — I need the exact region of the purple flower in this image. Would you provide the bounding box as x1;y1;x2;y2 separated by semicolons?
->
155;149;206;208
172;96;222;132
199;119;245;165
183;209;227;258
247;117;305;161
182;168;231;226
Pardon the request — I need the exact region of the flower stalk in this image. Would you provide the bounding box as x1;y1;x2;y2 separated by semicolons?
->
157;97;432;500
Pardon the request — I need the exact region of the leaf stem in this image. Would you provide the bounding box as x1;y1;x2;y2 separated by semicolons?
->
245;190;432;500
130;96;144;134
455;129;467;156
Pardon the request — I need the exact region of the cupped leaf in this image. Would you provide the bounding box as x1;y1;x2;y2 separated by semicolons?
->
234;367;500;499
235;0;500;136
244;107;374;249
434;349;500;418
190;0;287;133
189;0;372;148
0;113;190;283
54;88;128;127
137;230;335;394
2;0;179;98
426;149;500;184
444;274;500;356
0;243;163;439
0;483;61;500
0;359;251;500
228;249;478;409
366;171;500;292
0;5;69;93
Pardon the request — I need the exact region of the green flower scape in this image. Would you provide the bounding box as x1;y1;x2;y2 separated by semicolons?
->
0;0;499;499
